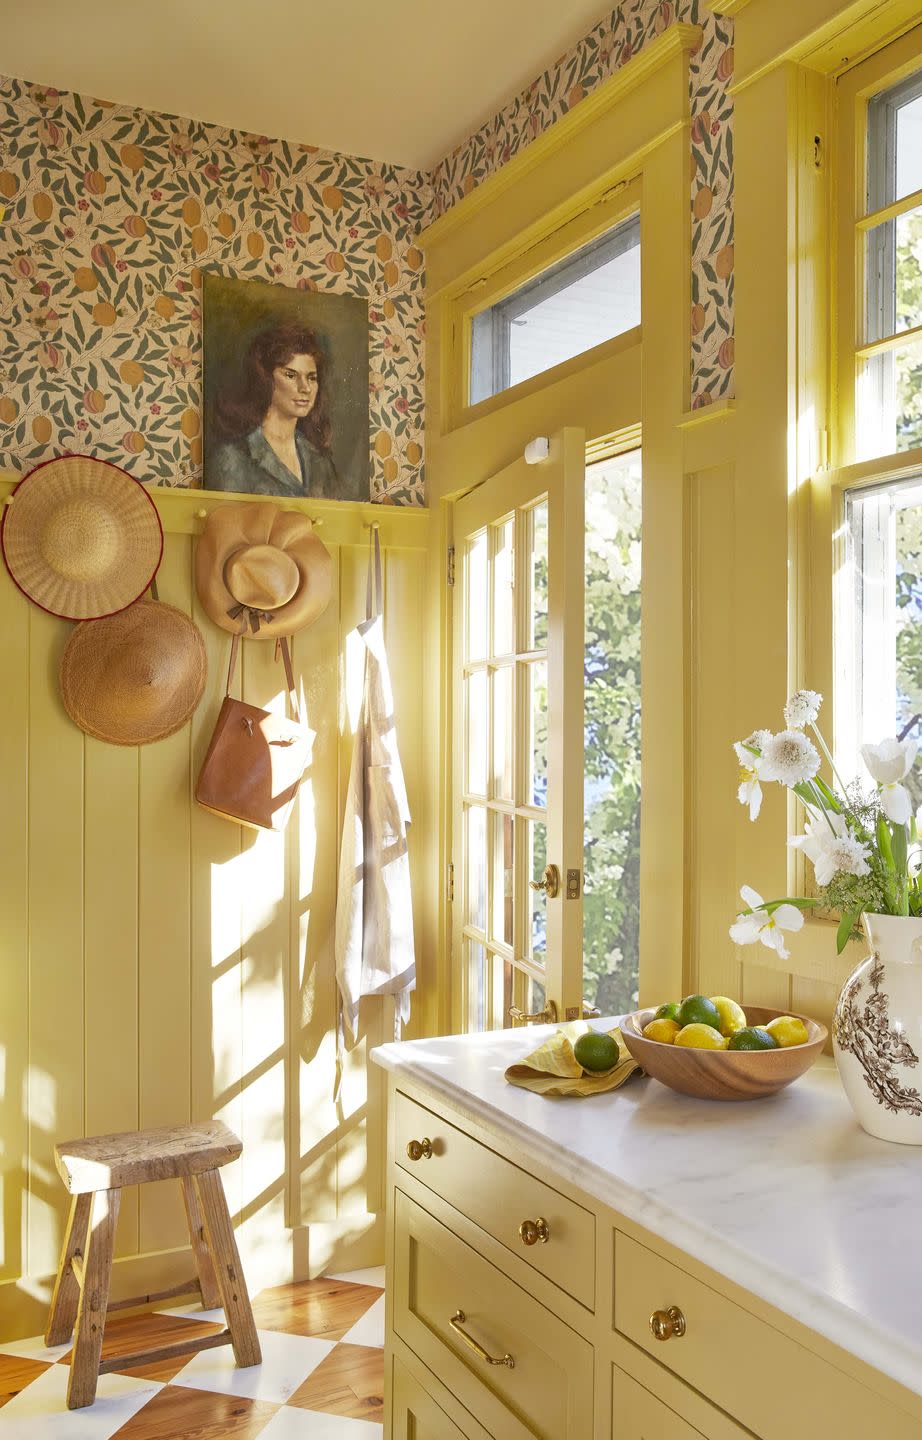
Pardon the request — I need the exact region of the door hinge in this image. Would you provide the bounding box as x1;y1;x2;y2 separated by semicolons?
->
447;861;455;902
447;545;456;587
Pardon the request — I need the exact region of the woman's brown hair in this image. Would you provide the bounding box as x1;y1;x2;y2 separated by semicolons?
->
216;324;333;453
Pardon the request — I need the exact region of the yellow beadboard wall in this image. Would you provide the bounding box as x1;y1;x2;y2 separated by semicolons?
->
0;477;433;1339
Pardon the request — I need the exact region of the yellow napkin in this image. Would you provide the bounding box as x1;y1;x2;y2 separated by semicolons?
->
504;1021;641;1097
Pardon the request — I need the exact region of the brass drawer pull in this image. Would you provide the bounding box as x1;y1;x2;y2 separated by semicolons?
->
650;1306;687;1341
406;1137;433;1161
449;1310;515;1369
519;1217;550;1246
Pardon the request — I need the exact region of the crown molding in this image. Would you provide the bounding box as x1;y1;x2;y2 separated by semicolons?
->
709;0;752;15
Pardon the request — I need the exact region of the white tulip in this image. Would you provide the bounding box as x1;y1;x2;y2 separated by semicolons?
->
728;885;804;961
861;736;918;785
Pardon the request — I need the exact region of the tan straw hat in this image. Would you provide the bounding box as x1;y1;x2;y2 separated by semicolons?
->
1;455;163;621
195;501;332;638
60;600;207;745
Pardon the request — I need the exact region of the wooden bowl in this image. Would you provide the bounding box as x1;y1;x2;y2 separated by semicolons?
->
619;1006;828;1101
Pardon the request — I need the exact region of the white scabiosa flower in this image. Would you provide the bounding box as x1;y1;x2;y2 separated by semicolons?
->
760;730;821;787
861;737;918;824
784;689;823;729
728;885;804;960
790;814;871;887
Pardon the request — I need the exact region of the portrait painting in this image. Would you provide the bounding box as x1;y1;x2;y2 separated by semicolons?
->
202;274;370;501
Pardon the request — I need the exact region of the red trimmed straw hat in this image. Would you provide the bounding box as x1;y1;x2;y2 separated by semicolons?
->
1;455;163;620
59;600;207;746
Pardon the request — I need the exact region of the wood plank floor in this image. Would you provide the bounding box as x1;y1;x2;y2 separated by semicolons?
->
0;1268;385;1437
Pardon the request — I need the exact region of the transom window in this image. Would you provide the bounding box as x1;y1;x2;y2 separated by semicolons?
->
469;215;641;406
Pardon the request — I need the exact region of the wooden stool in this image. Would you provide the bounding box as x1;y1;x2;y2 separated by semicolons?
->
46;1120;261;1410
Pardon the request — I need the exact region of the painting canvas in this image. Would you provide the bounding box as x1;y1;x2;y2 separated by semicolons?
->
203;274;370;501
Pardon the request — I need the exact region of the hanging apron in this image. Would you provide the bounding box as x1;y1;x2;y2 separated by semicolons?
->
334;530;415;1089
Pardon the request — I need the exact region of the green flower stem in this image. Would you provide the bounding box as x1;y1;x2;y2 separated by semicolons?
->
810;722;862;826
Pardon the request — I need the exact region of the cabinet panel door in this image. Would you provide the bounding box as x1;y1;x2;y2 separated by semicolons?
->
393;1355;471;1439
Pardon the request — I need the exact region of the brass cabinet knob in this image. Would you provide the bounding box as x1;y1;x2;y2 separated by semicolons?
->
529;864;560;898
519;1217;550;1246
650;1306;687;1342
406;1137;433;1161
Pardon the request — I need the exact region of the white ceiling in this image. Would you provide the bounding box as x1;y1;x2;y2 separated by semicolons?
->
3;0;613;172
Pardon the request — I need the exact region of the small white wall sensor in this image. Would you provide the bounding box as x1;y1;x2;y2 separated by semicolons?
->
524;436;550;465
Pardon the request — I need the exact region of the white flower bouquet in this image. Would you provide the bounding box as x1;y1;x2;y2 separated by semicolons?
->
730;690;921;957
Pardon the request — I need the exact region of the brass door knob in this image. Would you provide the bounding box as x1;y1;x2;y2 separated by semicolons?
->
508;1000;558;1026
406;1138;433;1161
519;1217;550;1246
650;1306;686;1342
529;864;560;898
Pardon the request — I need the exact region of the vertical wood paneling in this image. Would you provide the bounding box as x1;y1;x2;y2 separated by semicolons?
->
84;736;139;1256
138;538;193;1253
293;555;341;1227
27;609;84;1278
0;570;30;1283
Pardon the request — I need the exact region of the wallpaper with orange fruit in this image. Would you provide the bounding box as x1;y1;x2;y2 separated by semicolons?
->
432;0;735;407
0;77;431;503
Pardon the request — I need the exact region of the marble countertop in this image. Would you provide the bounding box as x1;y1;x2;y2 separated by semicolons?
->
372;1022;922;1400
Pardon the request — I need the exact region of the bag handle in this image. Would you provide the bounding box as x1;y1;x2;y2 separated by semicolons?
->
224;632;301;723
225;632;241;696
365;525;383;621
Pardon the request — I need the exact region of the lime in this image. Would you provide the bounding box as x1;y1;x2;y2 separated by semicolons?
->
642;1018;681;1044
677;994;722;1031
727;1026;778;1051
674;1023;728;1050
574;1031;620;1073
654;1002;681;1023
710;996;747;1037
765;1015;809;1048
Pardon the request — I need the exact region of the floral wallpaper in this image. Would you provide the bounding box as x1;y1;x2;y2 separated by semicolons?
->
431;0;735;407
0;77;431;503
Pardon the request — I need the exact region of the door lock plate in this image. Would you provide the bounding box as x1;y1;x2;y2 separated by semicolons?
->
566;868;581;899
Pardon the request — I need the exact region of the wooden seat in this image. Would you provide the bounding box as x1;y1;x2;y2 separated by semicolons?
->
46;1120;261;1410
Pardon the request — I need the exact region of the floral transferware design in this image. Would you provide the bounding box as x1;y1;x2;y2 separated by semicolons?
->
0;75;431;503
834;957;922;1117
430;0;735;406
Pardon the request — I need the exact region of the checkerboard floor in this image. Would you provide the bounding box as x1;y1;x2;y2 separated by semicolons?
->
0;1267;385;1437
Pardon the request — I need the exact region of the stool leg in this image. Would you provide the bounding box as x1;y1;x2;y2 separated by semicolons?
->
67;1187;120;1410
194;1169;261;1367
46;1193;93;1347
181;1175;221;1309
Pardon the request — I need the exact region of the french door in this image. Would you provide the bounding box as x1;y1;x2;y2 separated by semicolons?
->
452;429;585;1030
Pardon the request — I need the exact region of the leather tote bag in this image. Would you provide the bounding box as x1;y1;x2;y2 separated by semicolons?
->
195;633;310;832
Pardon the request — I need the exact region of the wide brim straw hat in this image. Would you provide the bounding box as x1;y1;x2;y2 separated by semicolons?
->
60;599;207;746
1;455;163;621
195;500;332;638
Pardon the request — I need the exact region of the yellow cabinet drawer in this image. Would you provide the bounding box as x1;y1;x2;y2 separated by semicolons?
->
614;1232;920;1440
612;1365;752;1439
394;1188;594;1440
395;1089;595;1308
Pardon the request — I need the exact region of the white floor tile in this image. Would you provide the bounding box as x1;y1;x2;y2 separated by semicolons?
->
324;1267;385;1290
154;1303;227;1325
256;1408;383;1438
340;1294;385;1348
0;1363;160;1438
170;1328;334;1404
0;1333;71;1364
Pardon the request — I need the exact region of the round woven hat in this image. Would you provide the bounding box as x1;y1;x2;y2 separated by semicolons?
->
60;600;207;746
1;455;163;620
195;500;332;638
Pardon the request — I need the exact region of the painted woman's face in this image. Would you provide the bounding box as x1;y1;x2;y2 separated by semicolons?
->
270;353;319;421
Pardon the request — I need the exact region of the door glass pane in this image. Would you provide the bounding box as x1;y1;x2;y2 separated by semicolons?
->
467;531;487;661
492;664;514;800
466;669;487;795
528;660;548;807
526;973;546;1019
583;450;642;1016
529;501;549;649
502;957;515;1029
493;518;515;655
528;819;547;967
467;805;486;932
492;811;514;947
468;940;486;1032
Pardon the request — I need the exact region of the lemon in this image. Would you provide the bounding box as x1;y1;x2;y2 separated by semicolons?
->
654;1002;681;1023
727;1026;778;1051
765;1015;809;1048
574;1031;620;1073
642;1018;681;1044
710;995;747;1037
677;994;722;1030
674;1023;728;1050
